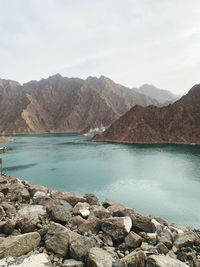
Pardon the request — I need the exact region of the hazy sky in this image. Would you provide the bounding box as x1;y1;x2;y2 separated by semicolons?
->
0;0;200;94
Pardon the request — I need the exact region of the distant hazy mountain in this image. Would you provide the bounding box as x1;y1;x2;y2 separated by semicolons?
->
93;84;200;144
0;74;159;134
135;84;181;105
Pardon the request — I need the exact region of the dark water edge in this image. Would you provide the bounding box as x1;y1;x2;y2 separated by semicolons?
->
1;133;200;229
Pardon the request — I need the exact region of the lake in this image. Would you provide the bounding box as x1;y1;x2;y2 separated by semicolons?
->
1;133;200;228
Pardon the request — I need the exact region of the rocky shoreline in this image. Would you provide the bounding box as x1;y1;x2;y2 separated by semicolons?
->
0;174;200;266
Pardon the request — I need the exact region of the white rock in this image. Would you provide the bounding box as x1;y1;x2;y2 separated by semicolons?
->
123;216;132;233
0;253;52;266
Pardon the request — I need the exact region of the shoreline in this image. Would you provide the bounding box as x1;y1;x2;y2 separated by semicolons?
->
0;173;200;266
92;138;200;146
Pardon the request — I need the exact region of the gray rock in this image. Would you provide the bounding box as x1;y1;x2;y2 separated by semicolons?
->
33;191;56;207
146;254;190;267
174;231;199;249
48;204;71;223
45;230;80;257
51;191;86;206
28;183;48;197
19;188;30;202
156;242;169;255
90;205;110;219
15;205;46;233
63;259;84;267
0;219;15;234
87;247;113;267
101;217;132;241
69;215;86;228
158;228;173;249
1;202;16;218
0;253;52;267
73;202;90;218
70;236;98;261
78;216;100;234
0;232;41;258
125;231;143;248
107;203;125;216
44;221;69;240
146;233;157;245
102;199;116;208
84;193;99;205
131;213;156;233
120;250;146;267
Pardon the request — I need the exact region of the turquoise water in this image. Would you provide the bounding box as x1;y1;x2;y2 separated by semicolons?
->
1;133;200;228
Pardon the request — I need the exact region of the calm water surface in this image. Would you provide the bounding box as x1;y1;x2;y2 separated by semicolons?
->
1;133;200;228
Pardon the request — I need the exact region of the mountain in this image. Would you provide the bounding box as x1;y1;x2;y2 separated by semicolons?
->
93;84;200;144
0;74;159;134
136;84;181;105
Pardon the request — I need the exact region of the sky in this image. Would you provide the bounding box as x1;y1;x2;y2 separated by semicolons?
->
0;0;200;94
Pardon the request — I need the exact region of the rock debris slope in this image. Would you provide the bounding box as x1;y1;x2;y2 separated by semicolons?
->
93;84;200;144
0;174;200;266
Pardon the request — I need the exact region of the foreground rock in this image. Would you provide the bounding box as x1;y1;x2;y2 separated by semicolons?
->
0;232;41;258
0;174;200;267
87;247;113;267
146;255;189;267
0;253;52;266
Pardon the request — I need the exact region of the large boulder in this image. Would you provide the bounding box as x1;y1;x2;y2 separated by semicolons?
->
51;191;86;206
0;232;41;258
73;202;90;218
131;213;156;233
33;191;56;207
78;216;100;234
107;203;126;216
158;228;173;249
146;255;189;267
15;205;46;233
0;219;16;234
70;236;98;261
174;231;200;249
44;221;68;240
90;205;110;219
87;247;113;267
1;202;16;218
84;193;99;205
125;231;143;248
48;204;71;223
101;217;132;241
45;230;80;257
120;250;146;267
0;253;52;266
28;183;48;197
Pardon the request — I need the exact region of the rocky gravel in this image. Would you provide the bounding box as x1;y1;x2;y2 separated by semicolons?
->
0;173;200;267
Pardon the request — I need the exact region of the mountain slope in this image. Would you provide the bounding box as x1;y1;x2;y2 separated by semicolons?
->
136;84;181;105
0;74;159;134
93;84;200;144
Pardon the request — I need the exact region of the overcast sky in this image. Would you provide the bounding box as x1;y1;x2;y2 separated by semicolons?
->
0;0;200;94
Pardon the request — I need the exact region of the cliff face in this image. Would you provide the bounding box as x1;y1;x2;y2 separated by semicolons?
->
0;75;158;134
93;84;200;144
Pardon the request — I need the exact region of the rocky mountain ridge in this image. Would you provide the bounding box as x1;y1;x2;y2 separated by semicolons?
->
0;173;200;266
136;84;181;105
0;75;159;135
93;84;200;144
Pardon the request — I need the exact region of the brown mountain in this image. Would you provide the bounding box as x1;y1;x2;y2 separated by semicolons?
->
93;84;200;144
0;74;158;134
